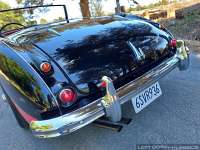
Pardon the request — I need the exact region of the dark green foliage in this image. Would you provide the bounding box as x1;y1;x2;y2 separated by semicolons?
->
0;1;25;30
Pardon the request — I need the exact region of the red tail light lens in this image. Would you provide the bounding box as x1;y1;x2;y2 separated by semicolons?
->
40;62;52;73
170;39;177;48
100;81;107;88
59;89;76;104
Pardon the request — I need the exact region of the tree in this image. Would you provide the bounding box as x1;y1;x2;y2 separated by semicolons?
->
40;18;47;24
80;0;91;18
0;1;25;30
16;0;44;6
90;0;104;16
161;0;169;5
116;0;121;13
16;0;52;25
17;0;91;18
0;1;10;10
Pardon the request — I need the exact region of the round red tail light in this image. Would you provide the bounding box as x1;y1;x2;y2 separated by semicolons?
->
59;89;76;104
100;81;107;88
40;62;52;73
170;39;177;48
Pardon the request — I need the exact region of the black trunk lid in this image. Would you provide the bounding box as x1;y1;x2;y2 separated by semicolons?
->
12;17;175;94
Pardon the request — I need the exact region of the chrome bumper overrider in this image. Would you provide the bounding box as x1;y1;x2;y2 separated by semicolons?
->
30;40;189;138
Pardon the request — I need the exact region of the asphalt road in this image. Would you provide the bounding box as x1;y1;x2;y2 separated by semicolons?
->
0;53;200;150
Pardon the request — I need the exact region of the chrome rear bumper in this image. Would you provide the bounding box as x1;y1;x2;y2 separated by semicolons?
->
30;42;189;138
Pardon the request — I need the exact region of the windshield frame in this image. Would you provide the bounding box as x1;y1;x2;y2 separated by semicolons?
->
0;4;69;29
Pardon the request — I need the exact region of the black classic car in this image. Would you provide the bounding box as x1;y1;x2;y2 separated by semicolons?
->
0;5;189;138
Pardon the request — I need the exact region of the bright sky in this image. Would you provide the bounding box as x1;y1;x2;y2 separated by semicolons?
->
3;0;159;19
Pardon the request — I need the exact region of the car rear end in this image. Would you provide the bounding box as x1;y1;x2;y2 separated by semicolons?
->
9;16;189;138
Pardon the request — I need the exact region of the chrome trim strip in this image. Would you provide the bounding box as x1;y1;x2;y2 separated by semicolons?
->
127;41;145;61
118;56;179;104
30;55;182;138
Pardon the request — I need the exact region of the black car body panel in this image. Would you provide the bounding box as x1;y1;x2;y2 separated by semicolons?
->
0;40;61;121
9;17;174;95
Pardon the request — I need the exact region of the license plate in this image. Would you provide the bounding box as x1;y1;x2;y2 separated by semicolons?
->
131;82;162;113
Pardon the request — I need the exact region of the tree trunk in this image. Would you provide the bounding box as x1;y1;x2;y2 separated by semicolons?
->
115;0;121;13
80;0;91;18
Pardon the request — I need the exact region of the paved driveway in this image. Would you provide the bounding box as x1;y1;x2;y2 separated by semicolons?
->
0;53;200;150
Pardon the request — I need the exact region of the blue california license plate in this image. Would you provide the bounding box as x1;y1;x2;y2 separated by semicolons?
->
131;82;162;113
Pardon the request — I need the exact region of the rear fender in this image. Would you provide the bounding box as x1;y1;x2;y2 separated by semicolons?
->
0;40;60;122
